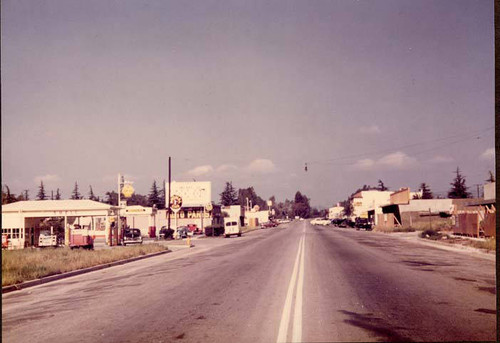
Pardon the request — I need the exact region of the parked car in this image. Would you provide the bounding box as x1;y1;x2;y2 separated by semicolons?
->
338;219;355;228
176;226;189;239
187;224;201;235
261;221;276;229
122;228;143;246
311;218;330;226
159;226;174;239
354;218;373;231
38;230;58;248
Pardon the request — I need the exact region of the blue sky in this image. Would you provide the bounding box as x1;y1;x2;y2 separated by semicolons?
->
2;0;495;207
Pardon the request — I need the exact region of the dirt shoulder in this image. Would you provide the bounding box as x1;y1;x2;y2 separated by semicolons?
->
374;230;496;261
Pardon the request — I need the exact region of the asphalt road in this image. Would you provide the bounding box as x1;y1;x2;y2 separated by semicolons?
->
2;220;497;342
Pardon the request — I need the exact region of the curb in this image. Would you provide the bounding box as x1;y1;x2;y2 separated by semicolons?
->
2;250;171;294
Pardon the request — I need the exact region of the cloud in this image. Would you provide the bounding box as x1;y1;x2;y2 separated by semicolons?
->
359;125;381;134
428;155;454;164
378;152;417;168
246;159;276;174
352;152;417;170
352;159;376;170
187;165;214;177
216;164;238;173
33;174;61;186
480;148;495;160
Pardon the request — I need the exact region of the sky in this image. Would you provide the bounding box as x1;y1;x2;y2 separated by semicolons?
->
1;0;495;208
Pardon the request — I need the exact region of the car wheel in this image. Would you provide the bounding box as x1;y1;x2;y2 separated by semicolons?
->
238;233;242;237
225;234;229;238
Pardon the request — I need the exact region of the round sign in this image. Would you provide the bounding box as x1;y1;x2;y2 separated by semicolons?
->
121;184;134;198
204;203;213;212
170;195;183;210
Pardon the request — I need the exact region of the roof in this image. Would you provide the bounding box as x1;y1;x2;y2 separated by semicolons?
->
465;199;496;207
2;200;116;213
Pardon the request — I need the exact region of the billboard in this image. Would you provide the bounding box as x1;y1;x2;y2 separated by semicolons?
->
166;181;211;207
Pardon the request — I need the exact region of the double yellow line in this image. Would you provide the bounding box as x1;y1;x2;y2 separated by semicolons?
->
277;234;306;343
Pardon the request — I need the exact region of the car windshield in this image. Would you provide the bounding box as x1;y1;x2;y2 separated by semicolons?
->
125;229;141;236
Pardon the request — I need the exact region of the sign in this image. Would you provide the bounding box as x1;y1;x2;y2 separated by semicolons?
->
170;195;183;212
122;184;134;198
205;203;213;212
168;181;211;207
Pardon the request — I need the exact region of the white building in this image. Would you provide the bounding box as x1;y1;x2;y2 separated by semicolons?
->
352;190;392;219
2;200;118;249
328;204;344;219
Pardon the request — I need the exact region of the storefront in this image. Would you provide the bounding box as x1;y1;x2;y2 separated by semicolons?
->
2;200;118;249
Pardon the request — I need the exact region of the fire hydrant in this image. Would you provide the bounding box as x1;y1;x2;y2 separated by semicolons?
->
186;236;191;247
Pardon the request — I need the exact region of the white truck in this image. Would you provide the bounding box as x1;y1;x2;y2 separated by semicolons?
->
38;229;58;247
224;218;242;238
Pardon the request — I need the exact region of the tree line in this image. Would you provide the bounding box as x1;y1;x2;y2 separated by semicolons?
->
219;181;324;219
1;180;167;209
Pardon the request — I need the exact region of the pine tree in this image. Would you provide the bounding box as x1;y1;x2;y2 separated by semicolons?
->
71;182;81;199
377;180;388;191
148;180;161;208
37;181;47;200
420;183;433;199
88;186;97;201
448;167;471;199
55;188;61;200
220;181;238;206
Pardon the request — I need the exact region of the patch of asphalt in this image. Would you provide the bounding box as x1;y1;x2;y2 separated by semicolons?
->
2;249;175;294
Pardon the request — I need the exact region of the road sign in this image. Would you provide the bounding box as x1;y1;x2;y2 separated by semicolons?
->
205;203;213;212
121;184;134;198
170;195;183;212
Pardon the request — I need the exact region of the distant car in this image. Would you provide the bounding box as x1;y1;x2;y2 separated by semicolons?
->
354;218;373;231
261;221;275;229
159;226;174;239
122;228;143;246
311;218;330;226
176;226;189;239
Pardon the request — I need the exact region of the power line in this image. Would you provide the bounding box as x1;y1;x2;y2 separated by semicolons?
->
308;126;493;166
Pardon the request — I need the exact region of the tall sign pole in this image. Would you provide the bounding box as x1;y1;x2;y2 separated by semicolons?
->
168;157;171;231
117;174;122;246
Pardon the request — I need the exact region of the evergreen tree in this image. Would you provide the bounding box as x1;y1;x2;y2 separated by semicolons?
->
55;188;61;200
71;182;82;199
2;185;18;204
448;167;471;199
88;186;97;201
23;189;29;201
158;179;166;209
377;180;388;191
148;180;161;208
220;181;239;206
420;183;433;199
105;191;118;206
37;181;47;200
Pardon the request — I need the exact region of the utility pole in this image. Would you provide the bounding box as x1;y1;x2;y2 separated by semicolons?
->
168;157;171;231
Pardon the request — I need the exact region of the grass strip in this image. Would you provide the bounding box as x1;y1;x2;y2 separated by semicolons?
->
2;244;167;287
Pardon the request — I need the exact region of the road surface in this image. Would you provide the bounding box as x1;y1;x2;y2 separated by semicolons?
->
2;220;496;342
